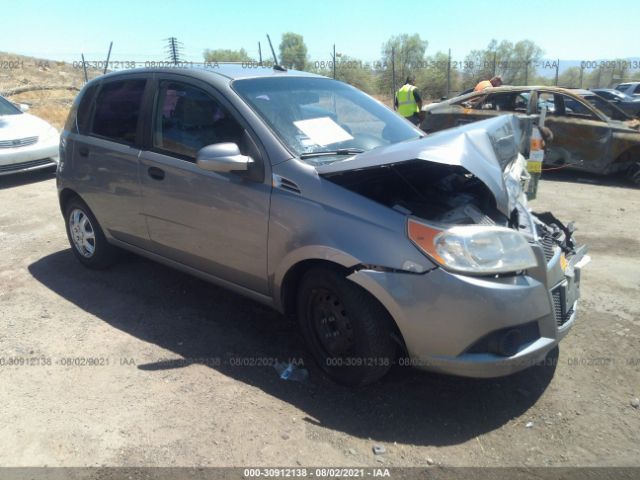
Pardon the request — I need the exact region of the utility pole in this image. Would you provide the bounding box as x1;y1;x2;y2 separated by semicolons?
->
165;37;183;65
554;58;560;86
258;42;262;66
524;59;529;86
391;46;396;109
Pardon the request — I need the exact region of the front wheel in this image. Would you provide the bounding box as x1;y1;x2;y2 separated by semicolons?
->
627;161;640;186
64;197;119;269
297;267;397;386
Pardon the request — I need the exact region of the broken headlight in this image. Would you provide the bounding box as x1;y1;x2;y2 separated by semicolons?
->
407;219;537;275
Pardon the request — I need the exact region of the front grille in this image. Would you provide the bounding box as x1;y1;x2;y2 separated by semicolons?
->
0;158;55;173
552;286;573;327
541;235;556;262
0;136;38;149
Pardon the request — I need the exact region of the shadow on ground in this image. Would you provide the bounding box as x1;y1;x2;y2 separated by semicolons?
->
29;249;557;446
541;169;633;188
0;168;56;190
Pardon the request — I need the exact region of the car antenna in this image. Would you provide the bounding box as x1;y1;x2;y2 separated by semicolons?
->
266;34;287;72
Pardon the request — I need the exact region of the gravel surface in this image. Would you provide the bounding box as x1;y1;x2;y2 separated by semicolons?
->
0;170;639;467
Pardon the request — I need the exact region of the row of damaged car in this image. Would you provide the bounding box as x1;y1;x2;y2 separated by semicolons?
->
421;86;640;185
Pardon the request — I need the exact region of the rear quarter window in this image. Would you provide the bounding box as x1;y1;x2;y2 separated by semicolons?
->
65;83;98;134
90;79;147;145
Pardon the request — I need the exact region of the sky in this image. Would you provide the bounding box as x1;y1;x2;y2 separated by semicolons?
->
2;0;639;64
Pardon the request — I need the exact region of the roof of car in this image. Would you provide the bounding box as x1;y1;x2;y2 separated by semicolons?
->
478;85;580;94
451;85;587;102
94;63;324;83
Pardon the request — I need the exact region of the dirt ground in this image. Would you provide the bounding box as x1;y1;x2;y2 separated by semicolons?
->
0;169;639;470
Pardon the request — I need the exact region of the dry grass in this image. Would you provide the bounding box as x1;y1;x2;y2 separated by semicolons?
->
10;90;74;129
1;52;96;129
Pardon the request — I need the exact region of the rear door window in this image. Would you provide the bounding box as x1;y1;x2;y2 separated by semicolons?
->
90;79;147;145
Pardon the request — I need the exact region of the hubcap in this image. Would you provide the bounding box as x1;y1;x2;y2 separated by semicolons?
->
69;208;96;258
309;288;354;357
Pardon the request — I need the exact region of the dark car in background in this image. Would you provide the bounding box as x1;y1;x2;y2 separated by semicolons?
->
590;88;640;118
615;82;640;98
422;86;640;185
571;89;633;122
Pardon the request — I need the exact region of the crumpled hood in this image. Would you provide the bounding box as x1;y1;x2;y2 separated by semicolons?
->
317;115;525;215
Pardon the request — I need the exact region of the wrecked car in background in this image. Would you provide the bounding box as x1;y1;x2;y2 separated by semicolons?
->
58;67;588;386
422;86;640;185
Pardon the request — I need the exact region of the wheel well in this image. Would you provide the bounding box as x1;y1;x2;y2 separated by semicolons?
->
280;260;348;319
279;259;407;353
614;146;640;165
58;188;80;214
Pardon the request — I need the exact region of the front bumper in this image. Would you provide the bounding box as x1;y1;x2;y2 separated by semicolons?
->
0;138;59;176
348;242;589;378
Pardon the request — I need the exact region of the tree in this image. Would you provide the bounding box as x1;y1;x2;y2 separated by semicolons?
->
203;48;253;62
462;39;544;88
557;67;583;88
416;51;459;100
378;34;428;95
279;32;308;70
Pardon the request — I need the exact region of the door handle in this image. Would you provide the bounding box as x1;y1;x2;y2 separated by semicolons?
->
147;166;165;180
78;146;89;157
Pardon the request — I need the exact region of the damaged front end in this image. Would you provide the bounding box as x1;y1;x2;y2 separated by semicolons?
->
317;115;589;376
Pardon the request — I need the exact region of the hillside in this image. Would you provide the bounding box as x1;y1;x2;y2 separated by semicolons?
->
0;52;102;129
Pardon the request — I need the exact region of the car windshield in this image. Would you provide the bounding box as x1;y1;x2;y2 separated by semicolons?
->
0;96;22;115
233;76;422;165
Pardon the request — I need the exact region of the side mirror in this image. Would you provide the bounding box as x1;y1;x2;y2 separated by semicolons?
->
196;143;253;173
17;103;30;112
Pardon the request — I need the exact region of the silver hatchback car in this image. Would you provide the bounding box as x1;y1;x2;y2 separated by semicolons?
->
58;65;589;385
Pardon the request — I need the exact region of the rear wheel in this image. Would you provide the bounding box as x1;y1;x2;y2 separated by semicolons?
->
297;267;396;386
64;197;119;269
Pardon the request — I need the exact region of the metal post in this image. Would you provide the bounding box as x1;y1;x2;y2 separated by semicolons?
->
391;46;396;109
258;42;262;66
446;48;451;99
333;44;336;79
579;65;584;88
103;41;113;74
81;53;88;83
554;59;559;86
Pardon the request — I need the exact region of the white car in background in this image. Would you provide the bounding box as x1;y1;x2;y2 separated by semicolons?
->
0;95;59;176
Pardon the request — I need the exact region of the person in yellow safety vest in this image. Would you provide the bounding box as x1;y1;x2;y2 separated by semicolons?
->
474;75;503;92
394;75;422;125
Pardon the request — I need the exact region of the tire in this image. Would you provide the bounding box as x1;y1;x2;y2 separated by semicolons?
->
297;267;396;386
627;161;640;186
64;196;119;269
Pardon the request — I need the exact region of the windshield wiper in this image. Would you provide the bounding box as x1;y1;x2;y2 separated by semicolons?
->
299;148;364;159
